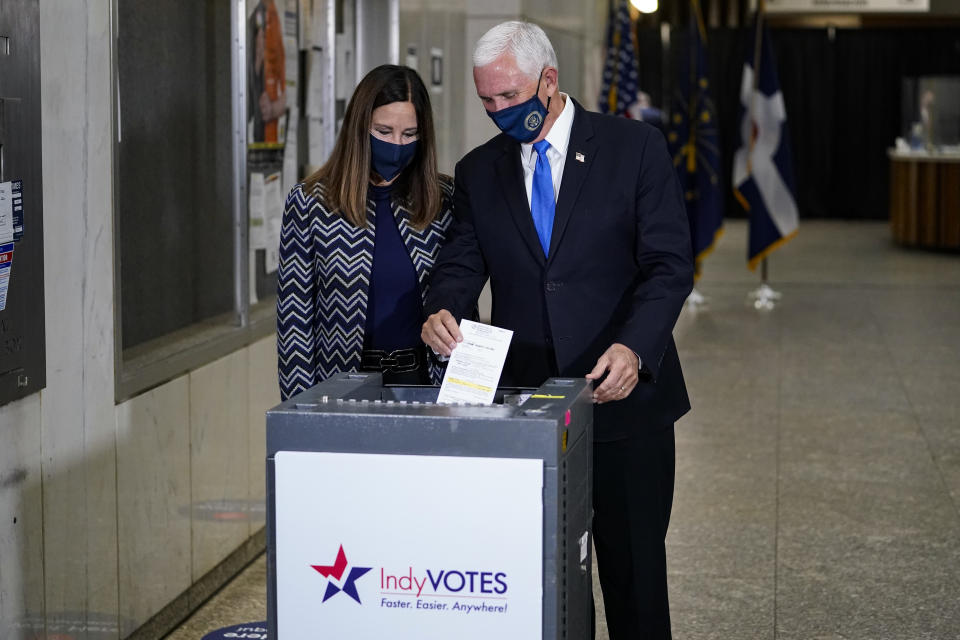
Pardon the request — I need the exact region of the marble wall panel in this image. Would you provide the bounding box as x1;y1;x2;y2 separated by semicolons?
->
248;335;279;536
116;377;192;637
0;395;45;638
189;350;251;580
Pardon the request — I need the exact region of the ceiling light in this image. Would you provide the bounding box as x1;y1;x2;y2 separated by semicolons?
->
630;0;658;13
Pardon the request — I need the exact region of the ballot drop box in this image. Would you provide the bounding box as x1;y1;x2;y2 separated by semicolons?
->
266;372;594;639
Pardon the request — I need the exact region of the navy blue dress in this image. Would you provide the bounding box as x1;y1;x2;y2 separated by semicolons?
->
363;184;424;359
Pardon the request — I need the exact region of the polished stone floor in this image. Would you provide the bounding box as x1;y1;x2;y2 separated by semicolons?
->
165;221;960;639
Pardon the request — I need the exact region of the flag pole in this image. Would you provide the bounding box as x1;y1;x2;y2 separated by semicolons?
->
686;0;707;312
747;0;782;311
747;0;764;170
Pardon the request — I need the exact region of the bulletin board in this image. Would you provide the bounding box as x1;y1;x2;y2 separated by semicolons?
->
0;0;46;407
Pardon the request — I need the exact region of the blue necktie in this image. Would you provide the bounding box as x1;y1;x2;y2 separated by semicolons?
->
530;139;555;257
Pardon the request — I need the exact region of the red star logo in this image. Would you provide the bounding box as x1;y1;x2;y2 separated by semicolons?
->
311;545;371;604
311;545;348;581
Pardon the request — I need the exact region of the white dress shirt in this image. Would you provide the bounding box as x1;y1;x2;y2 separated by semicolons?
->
517;93;644;375
520;92;575;207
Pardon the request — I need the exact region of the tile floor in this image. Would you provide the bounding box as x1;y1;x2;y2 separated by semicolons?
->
165;220;960;639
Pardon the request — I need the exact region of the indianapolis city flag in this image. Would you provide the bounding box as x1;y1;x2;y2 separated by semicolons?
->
732;9;799;270
667;0;724;280
598;0;639;117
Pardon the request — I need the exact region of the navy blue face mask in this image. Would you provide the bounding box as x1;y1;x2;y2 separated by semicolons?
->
486;70;551;143
369;134;419;182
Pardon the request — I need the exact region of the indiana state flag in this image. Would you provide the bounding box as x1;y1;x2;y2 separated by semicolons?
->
598;0;639;117
667;0;723;279
732;11;798;270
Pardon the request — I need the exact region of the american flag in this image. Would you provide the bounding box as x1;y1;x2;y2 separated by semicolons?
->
598;0;639;117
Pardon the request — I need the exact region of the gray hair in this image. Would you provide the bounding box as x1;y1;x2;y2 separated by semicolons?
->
472;21;558;80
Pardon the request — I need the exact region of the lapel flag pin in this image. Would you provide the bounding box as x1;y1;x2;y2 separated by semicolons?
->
575;152;585;162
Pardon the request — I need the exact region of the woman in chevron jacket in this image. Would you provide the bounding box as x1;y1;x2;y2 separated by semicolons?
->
277;65;455;400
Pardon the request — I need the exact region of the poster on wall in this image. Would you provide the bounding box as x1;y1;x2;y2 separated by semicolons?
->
284;0;300;112
249;172;267;251
0;243;12;312
249;171;283;266
283;107;300;197
0;182;15;312
248;0;288;146
264;173;283;274
766;0;929;12
0;182;14;245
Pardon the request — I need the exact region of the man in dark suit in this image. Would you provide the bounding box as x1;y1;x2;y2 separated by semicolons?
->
421;21;693;639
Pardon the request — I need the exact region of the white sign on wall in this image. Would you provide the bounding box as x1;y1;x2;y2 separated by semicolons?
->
766;0;929;12
274;451;544;639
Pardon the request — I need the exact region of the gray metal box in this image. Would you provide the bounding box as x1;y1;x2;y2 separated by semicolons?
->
266;373;594;639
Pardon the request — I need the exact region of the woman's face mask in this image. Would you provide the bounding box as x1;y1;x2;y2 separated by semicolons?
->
369;101;419;181
369;135;419;182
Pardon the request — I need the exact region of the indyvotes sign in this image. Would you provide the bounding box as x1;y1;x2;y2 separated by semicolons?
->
274;451;543;638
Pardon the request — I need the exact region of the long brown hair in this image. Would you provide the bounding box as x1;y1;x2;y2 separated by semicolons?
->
302;65;440;229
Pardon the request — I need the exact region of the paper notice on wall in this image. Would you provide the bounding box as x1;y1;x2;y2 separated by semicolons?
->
306;48;323;119
249;172;267;250
264;171;283;273
249;249;259;306
0;182;13;244
285;34;299;109
298;0;311;49
405;43;419;72
11;180;23;242
437;320;514;405
266;216;282;274
0;243;13;311
308;116;325;165
264;171;282;221
284;0;297;36
283;107;299;196
277;112;288;145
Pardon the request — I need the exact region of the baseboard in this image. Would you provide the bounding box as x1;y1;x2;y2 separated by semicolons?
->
125;527;267;640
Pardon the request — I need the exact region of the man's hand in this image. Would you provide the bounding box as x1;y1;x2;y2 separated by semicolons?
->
585;343;639;404
421;310;463;357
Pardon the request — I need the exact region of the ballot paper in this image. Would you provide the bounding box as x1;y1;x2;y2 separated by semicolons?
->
436;319;513;405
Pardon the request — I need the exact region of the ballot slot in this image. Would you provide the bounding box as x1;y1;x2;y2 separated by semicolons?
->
374;384;536;405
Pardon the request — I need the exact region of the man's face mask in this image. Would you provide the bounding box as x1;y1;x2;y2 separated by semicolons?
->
486;69;551;143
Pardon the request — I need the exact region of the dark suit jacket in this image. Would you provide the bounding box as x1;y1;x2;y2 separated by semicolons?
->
424;99;693;441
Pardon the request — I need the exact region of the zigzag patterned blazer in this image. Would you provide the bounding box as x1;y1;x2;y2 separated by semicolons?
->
277;175;455;400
